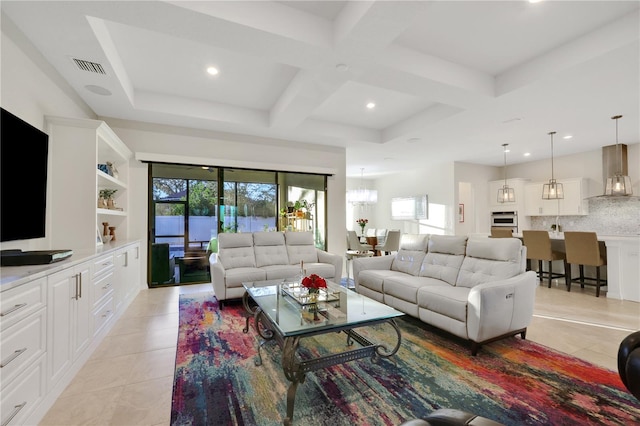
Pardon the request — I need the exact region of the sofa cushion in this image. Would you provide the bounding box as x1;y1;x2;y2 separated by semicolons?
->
456;238;524;288
417;286;471;322
357;270;404;293
284;231;319;264
217;233;256;269
385;275;449;304
419;235;467;285
391;234;429;276
253;232;290;267
224;267;266;288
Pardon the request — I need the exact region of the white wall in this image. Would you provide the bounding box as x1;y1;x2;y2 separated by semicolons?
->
454;162;500;235
1;15;96;252
106;120;348;262
1;19;348;281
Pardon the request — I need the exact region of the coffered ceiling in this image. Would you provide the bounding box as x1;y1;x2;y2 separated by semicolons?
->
2;1;639;177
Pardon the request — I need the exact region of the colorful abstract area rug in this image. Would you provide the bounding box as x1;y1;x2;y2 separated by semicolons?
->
171;291;640;426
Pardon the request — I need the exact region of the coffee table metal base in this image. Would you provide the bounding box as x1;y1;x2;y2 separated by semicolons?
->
242;292;401;425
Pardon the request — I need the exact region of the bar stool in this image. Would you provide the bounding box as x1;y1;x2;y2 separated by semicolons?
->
522;230;567;288
564;231;607;297
490;227;513;238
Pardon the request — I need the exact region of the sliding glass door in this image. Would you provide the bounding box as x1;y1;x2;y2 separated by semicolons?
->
147;163;327;287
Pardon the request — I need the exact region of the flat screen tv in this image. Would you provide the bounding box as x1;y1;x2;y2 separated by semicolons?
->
1;108;49;242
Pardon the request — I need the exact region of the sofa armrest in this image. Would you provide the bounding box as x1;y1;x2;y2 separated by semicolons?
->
466;271;538;343
210;253;227;300
352;255;395;284
317;249;343;279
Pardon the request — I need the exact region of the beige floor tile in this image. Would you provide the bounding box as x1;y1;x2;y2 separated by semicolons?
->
107;376;174;426
41;280;639;425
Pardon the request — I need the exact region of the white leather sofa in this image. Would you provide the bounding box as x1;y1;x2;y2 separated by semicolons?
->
353;234;538;355
210;231;342;305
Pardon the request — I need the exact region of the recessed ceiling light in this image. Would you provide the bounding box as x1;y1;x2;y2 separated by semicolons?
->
366;102;376;109
528;0;542;3
524;152;531;157
563;135;573;140
407;137;421;144
206;66;219;76
336;63;349;71
85;85;111;96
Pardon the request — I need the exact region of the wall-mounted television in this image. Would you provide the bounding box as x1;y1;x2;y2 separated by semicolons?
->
1;108;49;242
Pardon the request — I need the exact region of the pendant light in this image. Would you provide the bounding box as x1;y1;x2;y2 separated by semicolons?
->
542;131;564;199
604;115;633;196
497;143;515;203
347;168;378;206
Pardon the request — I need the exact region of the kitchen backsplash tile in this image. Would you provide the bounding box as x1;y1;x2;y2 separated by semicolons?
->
530;197;640;236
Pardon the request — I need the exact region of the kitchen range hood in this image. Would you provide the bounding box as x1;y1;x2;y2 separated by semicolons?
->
590;144;638;199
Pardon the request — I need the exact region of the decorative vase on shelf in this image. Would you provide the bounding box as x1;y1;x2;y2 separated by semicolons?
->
108;226;116;241
98;197;108;209
359;225;366;236
107;197;115;209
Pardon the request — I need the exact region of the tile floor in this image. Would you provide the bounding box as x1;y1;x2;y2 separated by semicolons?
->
39;279;640;425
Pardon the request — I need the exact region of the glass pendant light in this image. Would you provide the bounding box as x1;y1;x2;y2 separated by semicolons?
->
497;143;515;203
604;115;633;196
542;131;564;199
347;168;378;206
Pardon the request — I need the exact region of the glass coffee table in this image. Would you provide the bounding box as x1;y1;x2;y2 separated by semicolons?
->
242;278;404;425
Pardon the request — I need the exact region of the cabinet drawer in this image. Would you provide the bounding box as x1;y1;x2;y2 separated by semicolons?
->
0;355;45;426
1;309;46;388
93;253;114;278
93;297;114;337
1;278;46;331
92;270;114;307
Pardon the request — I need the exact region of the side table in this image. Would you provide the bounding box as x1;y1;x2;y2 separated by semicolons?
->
345;250;374;285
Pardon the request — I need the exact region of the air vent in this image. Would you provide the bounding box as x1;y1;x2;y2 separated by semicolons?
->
72;58;106;75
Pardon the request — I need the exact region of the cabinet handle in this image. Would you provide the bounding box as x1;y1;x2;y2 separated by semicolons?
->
0;303;27;317
124;251;129;267
79;273;83;299
102;310;112;318
1;401;26;426
102;282;112;290
102;262;111;267
0;348;27;368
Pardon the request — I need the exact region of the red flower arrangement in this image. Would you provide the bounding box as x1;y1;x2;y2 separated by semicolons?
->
301;274;327;290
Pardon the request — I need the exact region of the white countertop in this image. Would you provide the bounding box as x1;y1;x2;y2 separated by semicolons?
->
0;240;139;291
513;232;639;242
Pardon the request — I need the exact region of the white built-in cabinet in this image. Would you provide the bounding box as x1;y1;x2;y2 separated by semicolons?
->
0;242;140;426
45;116;132;249
47;262;92;387
524;178;589;216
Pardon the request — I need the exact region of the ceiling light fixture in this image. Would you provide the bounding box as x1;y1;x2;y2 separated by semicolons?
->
366;102;376;109
347;168;378;206
497;143;515;203
604;115;632;196
563;135;573;140
206;66;219;75
542;131;564;199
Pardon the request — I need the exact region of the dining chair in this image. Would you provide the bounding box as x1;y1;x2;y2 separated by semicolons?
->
522;230;567;288
377;230;401;255
347;230;373;252
564;231;607;297
490;227;513;238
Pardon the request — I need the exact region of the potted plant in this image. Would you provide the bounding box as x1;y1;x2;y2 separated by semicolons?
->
98;189;117;209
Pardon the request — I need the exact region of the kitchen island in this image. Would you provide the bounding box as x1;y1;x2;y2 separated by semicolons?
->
513;232;639;302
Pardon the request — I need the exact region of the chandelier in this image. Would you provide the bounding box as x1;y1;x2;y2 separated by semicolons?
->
497;143;515;203
347;168;378;205
542;131;564;200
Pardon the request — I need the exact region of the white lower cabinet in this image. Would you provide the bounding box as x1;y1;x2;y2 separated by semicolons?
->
0;278;47;426
1;241;141;425
0;355;46;426
47;261;92;388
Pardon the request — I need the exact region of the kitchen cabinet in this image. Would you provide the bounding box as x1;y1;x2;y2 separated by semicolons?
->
47;261;92;388
45;116;132;249
524;178;588;216
113;242;140;313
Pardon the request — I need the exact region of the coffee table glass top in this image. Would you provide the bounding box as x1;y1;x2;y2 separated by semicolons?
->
243;279;404;337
